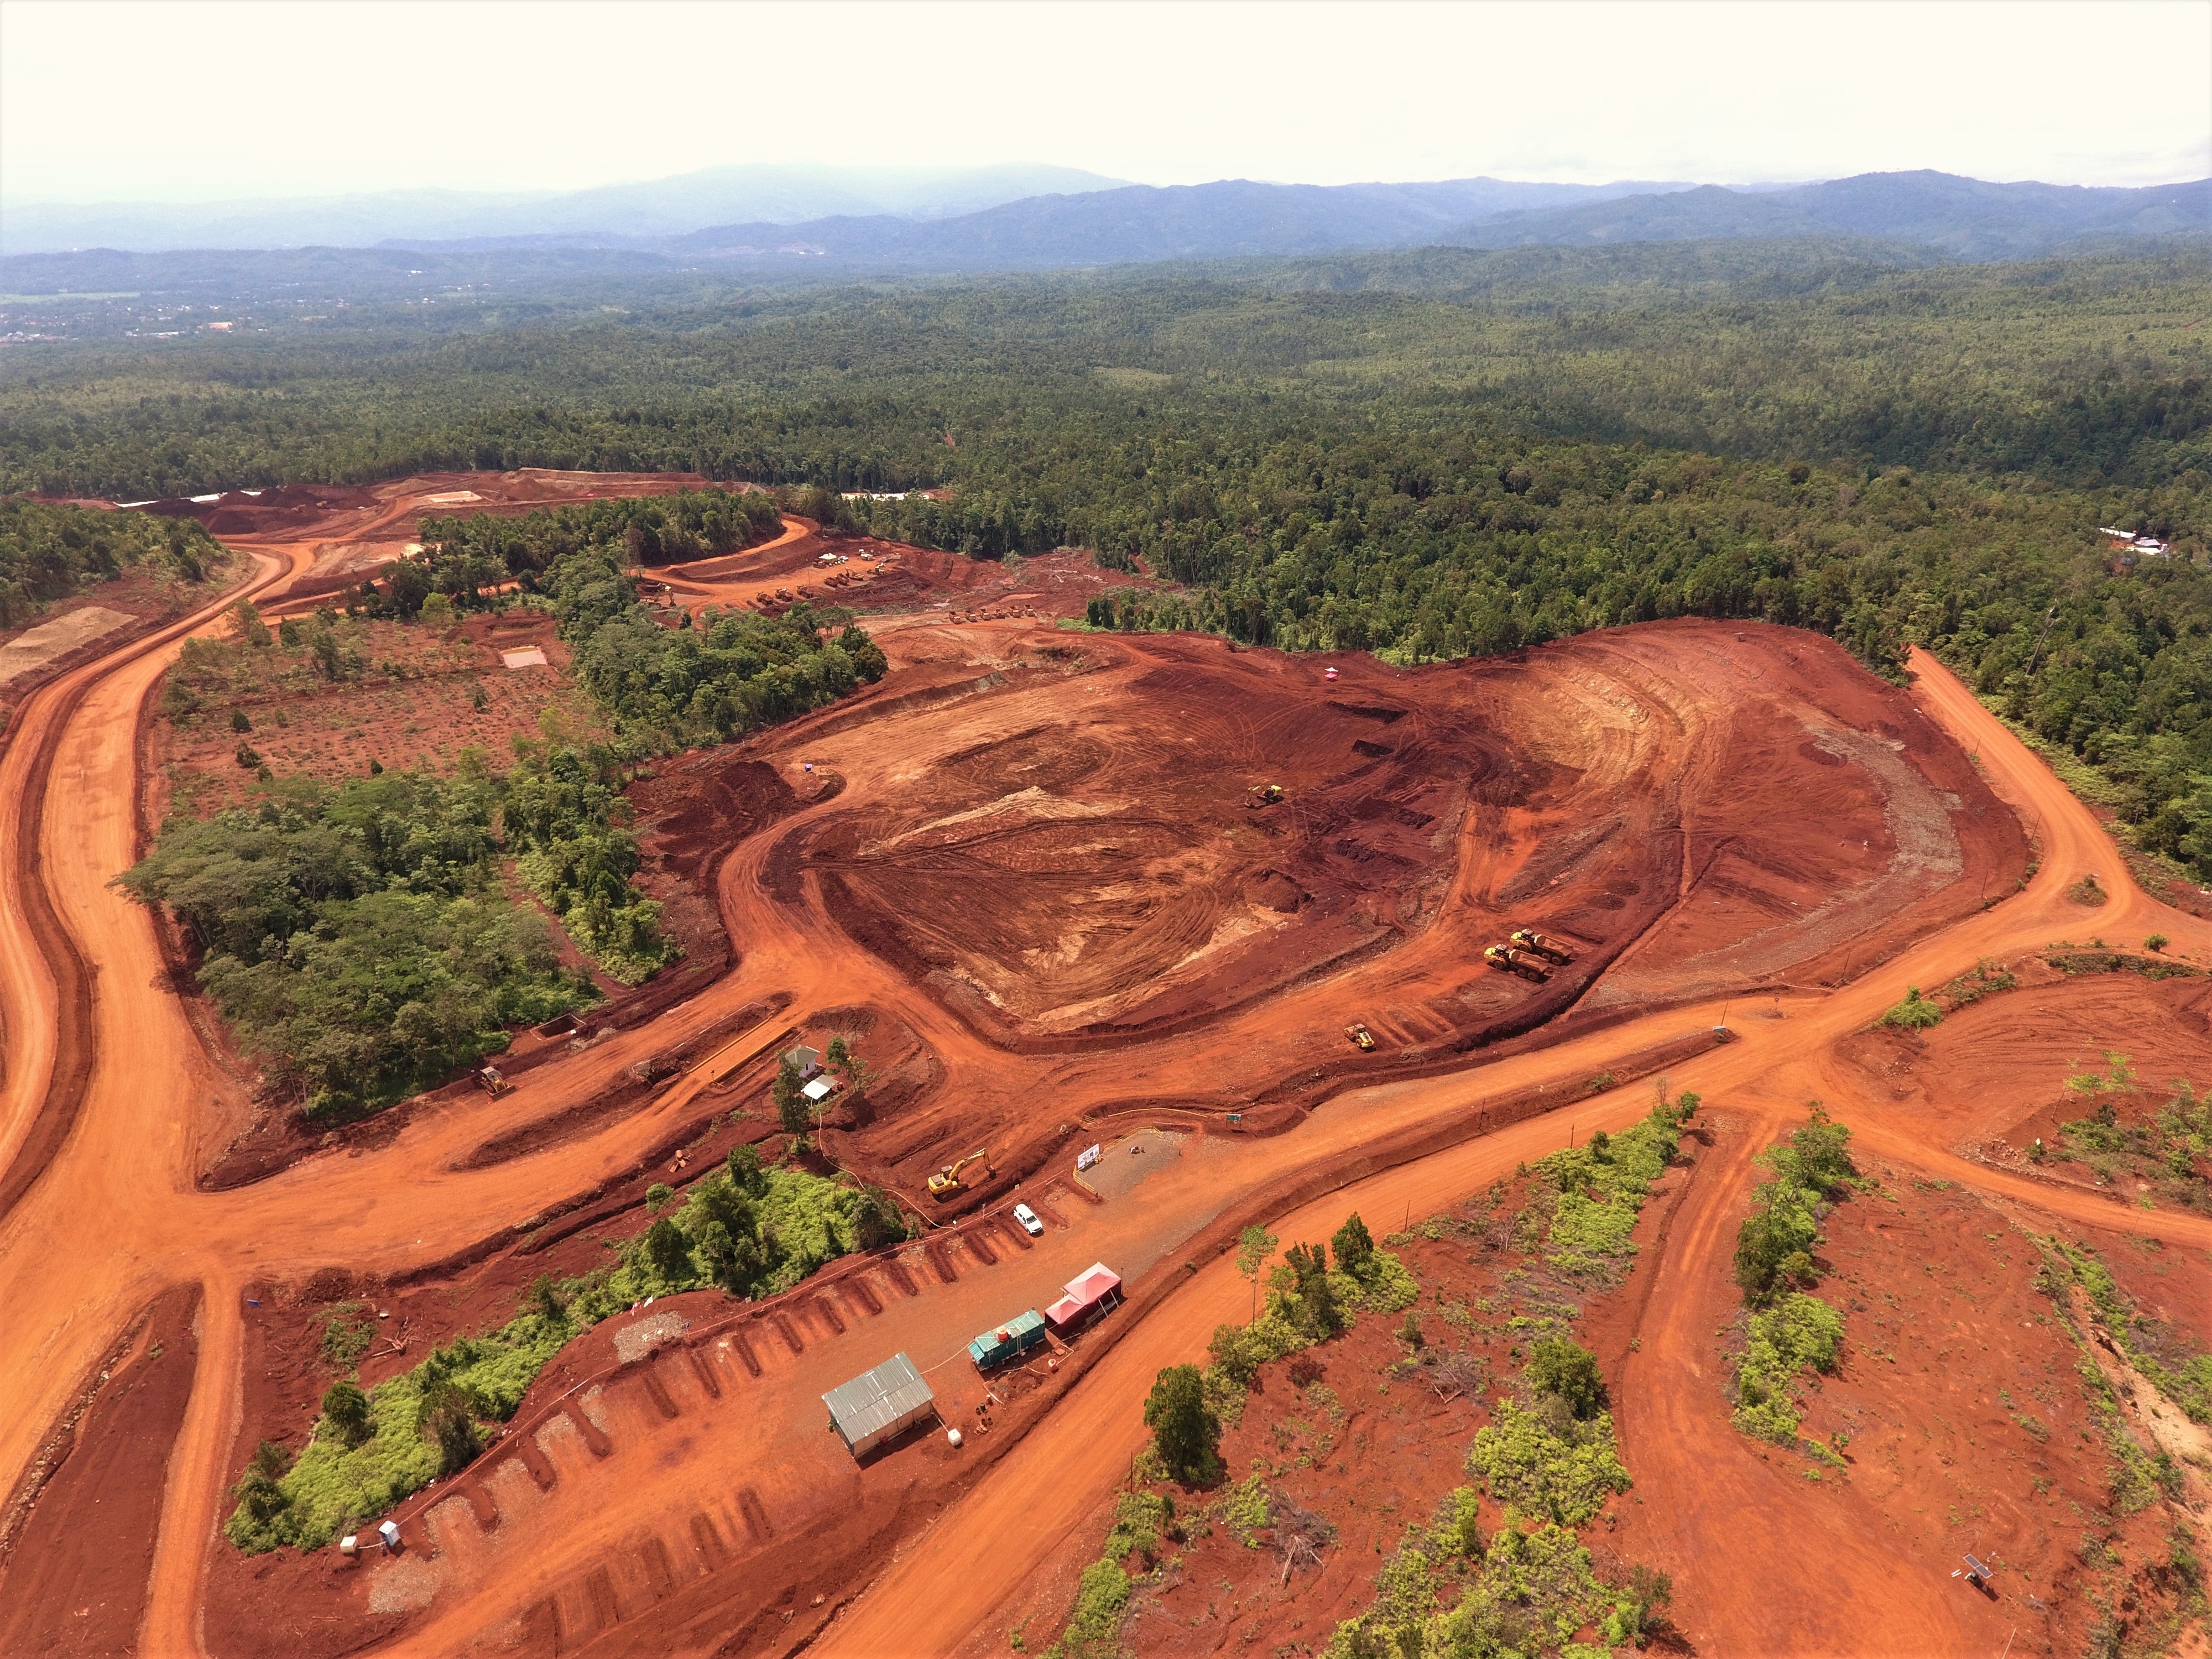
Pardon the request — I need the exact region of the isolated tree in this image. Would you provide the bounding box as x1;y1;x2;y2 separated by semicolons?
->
1143;1363;1223;1485
1528;1337;1605;1420
1282;1241;1342;1338
321;1379;371;1448
773;1055;810;1135
228;597;270;646
1235;1223;1278;1319
644;1182;676;1214
1331;1212;1375;1279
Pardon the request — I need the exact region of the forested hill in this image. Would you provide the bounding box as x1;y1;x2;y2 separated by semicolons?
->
6;244;2211;874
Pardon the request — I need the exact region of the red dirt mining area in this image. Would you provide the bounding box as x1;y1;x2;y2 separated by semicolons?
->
8;471;2212;1659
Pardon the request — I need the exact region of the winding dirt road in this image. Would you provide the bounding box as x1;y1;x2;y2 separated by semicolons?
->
0;471;2202;1658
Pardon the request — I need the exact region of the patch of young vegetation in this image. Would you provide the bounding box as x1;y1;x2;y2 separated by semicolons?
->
1464;1392;1632;1528
0;497;225;628
1731;1293;1848;1446
1727;1105;1857;1458
1531;1091;1693;1282
116;765;596;1115
1937;958;2017;1010
1877;984;1944;1029
1731;1103;1859;1302
1331;1340;1664;1657
2039;1059;2211;1212
227;1150;892;1551
2034;1234;2212;1426
1202;1214;1415;1426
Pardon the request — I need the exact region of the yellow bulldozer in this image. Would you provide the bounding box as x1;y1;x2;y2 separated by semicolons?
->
928;1146;992;1199
1510;927;1575;965
1484;943;1553;984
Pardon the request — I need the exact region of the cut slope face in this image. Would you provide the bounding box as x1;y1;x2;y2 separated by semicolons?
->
804;622;2021;1046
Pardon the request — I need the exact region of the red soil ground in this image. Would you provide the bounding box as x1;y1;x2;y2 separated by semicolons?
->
0;1286;202;1656
4;471;2208;1659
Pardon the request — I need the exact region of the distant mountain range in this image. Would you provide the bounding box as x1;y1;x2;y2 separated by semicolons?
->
3;168;2204;282
0;163;1135;257
394;170;2209;270
1444;173;2212;263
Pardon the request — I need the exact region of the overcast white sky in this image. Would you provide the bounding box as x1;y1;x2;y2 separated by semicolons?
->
3;0;2206;205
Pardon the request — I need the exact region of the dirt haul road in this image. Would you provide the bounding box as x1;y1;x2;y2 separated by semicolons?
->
0;467;2201;1657
817;648;2212;1659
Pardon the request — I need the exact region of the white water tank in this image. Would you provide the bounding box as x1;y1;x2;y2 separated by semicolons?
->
947;1427;963;1448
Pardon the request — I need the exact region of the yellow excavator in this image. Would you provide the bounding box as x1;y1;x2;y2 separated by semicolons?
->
1510;928;1575;965
928;1146;992;1199
1245;783;1285;808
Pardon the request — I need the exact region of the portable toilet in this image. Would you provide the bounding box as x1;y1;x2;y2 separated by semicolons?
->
379;1520;401;1554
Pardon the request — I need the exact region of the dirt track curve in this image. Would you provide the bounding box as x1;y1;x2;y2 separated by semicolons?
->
0;473;2204;1657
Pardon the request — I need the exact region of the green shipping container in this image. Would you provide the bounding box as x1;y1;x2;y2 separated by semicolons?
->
967;1308;1047;1370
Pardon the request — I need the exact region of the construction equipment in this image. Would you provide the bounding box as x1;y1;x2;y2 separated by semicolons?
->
474;1065;512;1096
1484;944;1552;983
1245;783;1285;808
1344;1022;1376;1051
928;1147;991;1199
1510;928;1575;964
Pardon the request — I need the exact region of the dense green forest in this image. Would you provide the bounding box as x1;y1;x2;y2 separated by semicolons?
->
117;765;596;1117
0;497;224;628
14;244;2212;873
119;495;893;1107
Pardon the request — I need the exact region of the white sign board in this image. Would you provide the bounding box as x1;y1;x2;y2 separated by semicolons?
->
1076;1144;1102;1172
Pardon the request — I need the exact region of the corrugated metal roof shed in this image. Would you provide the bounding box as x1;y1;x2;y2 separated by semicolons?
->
823;1351;936;1457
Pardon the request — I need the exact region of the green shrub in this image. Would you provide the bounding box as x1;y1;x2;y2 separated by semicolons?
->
1734;1105;1856;1302
1465;1401;1631;1526
1733;1293;1845;1447
1534;1095;1682;1281
1879;985;1944;1028
1527;1338;1605;1420
1050;1561;1131;1659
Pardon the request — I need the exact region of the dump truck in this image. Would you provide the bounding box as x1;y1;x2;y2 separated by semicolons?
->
1483;944;1552;983
1344;1022;1376;1051
1245;783;1284;808
928;1147;990;1199
1510;928;1575;964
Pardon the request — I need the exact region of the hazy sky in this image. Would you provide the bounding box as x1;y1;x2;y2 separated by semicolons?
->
3;0;2206;205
